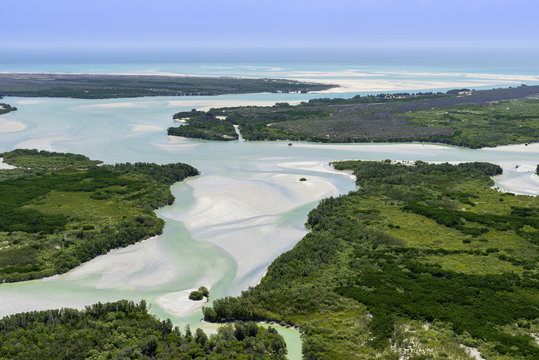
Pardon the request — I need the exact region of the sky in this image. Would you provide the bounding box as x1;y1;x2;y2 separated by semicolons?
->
2;0;538;51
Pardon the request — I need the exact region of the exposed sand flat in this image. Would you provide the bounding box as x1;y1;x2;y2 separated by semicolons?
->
0;157;16;169
277;161;357;181
515;164;537;173
496;175;539;196
155;136;201;151
62;236;178;289
481;142;539;153
309;78;498;94
0;294;88;319
156;290;208;318
0;120;26;133
132;125;163;132
79;101;147;109
178;174;337;228
168;135;190;142
14;99;48;105
15;137;65;151
168;173;339;287
292;142;449;153
167;99;301;112
375;70;539;82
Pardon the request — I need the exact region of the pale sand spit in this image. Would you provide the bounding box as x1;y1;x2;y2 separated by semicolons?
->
277;161;357;181
293;142;449;153
167;99;302;112
481;142;539;153
309;78;505;94
63;236;177;289
0;120;26;133
132;125;163;132
14;99;48;105
172;173;339;283
495;174;539;196
156;290;208;318
16;137;65;151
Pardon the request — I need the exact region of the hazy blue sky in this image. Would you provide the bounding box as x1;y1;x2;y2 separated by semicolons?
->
2;0;538;50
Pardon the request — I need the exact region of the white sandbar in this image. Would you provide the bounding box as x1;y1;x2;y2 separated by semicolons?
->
0;120;26;133
156;290;208;318
132;125;163;132
15;137;65;151
169;172;339;287
62;236;177;289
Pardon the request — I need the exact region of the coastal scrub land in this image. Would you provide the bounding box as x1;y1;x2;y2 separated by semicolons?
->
169;110;239;141
0;99;17;115
202;161;539;360
0;73;334;99
0;149;198;282
0;300;287;359
168;85;539;148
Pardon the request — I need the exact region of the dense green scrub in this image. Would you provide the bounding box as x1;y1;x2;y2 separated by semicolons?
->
0;300;287;359
404;99;539;148
168;86;539;148
202;161;539;359
0;73;333;99
168;110;238;140
0;149;199;282
0;102;17;115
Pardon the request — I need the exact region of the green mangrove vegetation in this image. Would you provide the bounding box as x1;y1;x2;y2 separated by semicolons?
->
404;99;539;148
0;149;199;282
190;286;210;301
202;161;539;360
168;110;238;140
0;300;287;359
0;102;17;115
0;73;334;99
167;85;539;147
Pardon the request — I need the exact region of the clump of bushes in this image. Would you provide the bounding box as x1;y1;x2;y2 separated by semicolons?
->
189;286;210;301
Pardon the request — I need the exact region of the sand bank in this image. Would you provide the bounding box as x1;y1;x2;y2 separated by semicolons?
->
481;142;539;153
166;99;301;112
0;120;26;133
15;137;65;151
292;142;449;154
169;172;339;288
156;290;208;318
309;78;497;94
132;124;163;132
14;99;48;105
278;161;356;181
62;236;177;289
